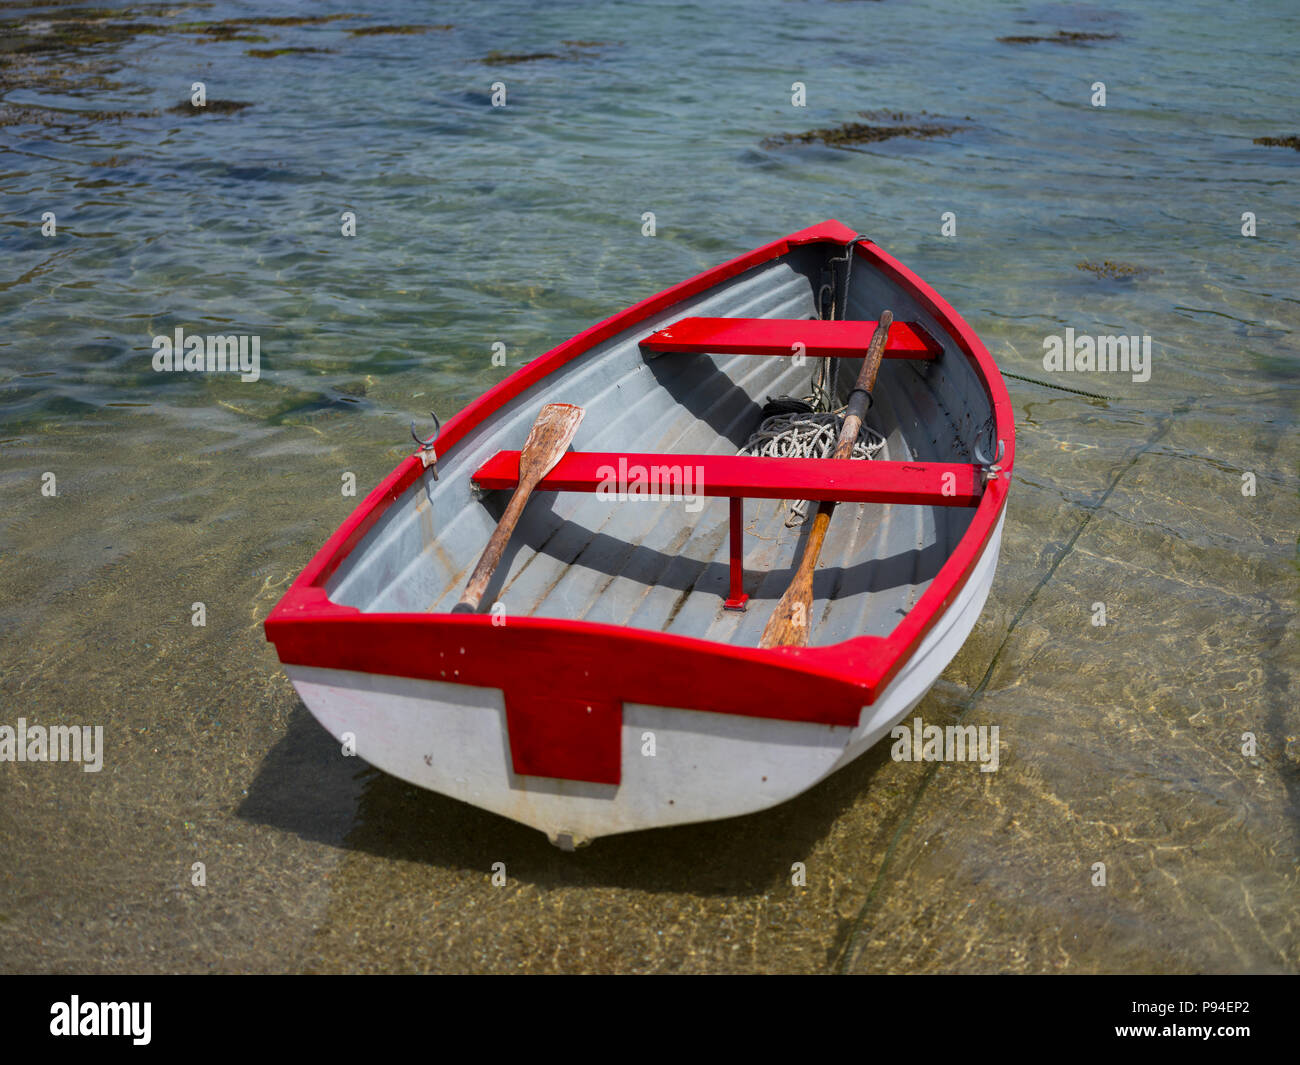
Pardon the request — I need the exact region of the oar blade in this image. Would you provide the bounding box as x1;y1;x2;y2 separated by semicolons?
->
758;572;814;648
519;402;585;486
455;402;584;612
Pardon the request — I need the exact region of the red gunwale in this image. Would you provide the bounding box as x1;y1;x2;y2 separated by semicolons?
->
264;220;1014;733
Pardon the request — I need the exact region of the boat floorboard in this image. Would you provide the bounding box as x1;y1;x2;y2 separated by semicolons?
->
329;246;985;650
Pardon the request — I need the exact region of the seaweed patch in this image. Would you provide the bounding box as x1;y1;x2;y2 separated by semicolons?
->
193;33;269;44
1253;135;1300;151
234;15;362;27
998;30;1119;45
1075;260;1161;280
170;14;363;30
167;98;252;116
349;24;452;37
0;15;167;54
481;50;563;65
0;102;158;127
246;47;335;58
764;110;965;149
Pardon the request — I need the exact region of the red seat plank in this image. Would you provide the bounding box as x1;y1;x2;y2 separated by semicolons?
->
640;318;942;359
471;452;982;507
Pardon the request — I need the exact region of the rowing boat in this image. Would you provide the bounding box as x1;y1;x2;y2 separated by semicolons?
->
264;220;1015;848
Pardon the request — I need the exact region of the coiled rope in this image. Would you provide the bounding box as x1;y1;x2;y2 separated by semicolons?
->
739;407;885;526
739;409;885;462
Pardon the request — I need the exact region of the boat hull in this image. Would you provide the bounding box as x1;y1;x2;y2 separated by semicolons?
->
284;512;1003;847
265;220;1016;846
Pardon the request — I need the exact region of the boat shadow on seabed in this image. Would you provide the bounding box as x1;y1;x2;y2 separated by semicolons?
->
234;699;902;894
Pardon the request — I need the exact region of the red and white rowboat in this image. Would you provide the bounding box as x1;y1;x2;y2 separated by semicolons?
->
264;220;1014;848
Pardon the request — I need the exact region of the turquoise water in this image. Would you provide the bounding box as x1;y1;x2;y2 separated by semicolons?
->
1;1;1296;972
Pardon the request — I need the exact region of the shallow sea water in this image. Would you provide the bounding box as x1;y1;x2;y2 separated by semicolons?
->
0;0;1296;972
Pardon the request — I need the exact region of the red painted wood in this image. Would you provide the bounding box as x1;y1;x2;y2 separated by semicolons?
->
264;220;1016;787
471;452;984;508
505;692;622;784
724;496;748;611
266;610;889;726
641;317;942;359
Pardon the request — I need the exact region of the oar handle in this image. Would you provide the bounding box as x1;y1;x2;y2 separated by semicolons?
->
456;481;534;611
835;309;893;459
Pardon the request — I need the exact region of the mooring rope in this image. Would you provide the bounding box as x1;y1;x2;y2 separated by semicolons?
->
1000;369;1116;402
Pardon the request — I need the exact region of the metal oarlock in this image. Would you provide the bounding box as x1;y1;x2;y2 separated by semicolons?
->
411;411;441;479
975;438;1005;483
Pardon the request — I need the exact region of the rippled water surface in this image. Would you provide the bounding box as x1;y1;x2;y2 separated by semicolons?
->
1;0;1296;972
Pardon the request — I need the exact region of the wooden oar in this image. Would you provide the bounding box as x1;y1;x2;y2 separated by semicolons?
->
759;310;894;649
454;402;584;613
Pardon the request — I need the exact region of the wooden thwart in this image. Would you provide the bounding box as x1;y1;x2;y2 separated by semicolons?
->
470;452;982;507
641;316;941;360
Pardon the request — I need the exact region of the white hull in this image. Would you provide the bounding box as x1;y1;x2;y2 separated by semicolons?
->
287;512;1006;846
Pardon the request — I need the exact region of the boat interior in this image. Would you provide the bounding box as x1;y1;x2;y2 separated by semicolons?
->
325;240;996;649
